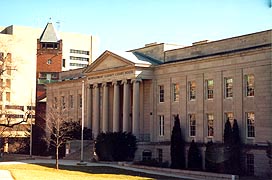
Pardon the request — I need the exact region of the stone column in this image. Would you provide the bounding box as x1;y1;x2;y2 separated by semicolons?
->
93;84;100;139
112;81;120;132
86;84;92;129
132;79;141;138
102;82;109;132
122;79;130;132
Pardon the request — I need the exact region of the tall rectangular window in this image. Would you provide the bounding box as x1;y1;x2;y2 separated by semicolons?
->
225;112;234;126
246;112;255;138
189;114;196;137
159;115;164;136
206;79;214;99
245;74;254;97
189;81;196;100
61;96;65;109
6;92;10;101
225;78;233;98
62;59;66;68
159;85;164;103
246;154;254;175
157;148;163;163
6;79;11;88
207;114;214;137
69;95;74;108
54;97;58;108
79;94;82;108
173;83;179;102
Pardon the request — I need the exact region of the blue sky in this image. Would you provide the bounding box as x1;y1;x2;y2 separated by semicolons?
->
1;0;271;53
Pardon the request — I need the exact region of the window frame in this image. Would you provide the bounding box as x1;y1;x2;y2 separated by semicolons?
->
225;77;233;98
79;94;82;108
47;59;52;65
61;96;65;109
246;112;255;138
245;74;255;97
157;148;163;163
173;83;179;102
6;92;10;101
69;95;74;108
207;113;214;137
39;73;47;79
224;112;234;127
246;154;254;175
159;115;164;136
189;81;196;100
159;85;164;103
189;114;196;137
53;97;58;108
206;79;214;100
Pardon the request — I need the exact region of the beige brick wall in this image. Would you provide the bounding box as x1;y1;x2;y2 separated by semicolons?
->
153;46;272;145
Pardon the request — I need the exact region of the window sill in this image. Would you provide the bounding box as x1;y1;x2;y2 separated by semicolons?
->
246;137;255;139
224;97;233;100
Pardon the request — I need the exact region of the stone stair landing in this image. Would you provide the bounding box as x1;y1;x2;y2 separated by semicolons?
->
64;140;94;161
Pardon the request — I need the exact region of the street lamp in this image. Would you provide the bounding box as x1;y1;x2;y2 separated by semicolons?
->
29;89;34;159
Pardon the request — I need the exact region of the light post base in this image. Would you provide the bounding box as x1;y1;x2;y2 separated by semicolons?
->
77;160;87;166
26;156;35;160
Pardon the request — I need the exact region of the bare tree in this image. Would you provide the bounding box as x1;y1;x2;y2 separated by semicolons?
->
44;104;74;169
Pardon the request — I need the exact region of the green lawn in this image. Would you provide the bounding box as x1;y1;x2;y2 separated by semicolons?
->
0;163;181;180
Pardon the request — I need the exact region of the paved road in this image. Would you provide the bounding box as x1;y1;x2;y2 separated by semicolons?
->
0;159;196;180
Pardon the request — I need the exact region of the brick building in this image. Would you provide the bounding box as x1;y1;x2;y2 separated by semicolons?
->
0;23;99;153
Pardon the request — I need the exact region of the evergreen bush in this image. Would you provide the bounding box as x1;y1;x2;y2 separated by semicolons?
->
223;119;241;174
170;114;185;169
188;140;202;170
95;131;137;161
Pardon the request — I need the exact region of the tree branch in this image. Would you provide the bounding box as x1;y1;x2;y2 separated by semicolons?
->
0;110;33;128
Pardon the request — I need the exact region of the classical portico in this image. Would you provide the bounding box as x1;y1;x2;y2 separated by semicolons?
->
83;50;155;139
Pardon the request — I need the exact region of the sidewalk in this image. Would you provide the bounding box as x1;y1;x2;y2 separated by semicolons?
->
0;170;14;180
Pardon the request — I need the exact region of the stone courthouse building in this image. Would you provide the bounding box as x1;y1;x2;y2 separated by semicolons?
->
46;30;272;177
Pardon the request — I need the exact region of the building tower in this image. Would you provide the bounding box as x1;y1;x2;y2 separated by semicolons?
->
36;22;62;100
35;22;63;154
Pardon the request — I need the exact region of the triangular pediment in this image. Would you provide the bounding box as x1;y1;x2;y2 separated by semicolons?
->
84;51;135;73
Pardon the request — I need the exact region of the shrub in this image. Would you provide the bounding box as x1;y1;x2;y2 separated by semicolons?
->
170;114;185;169
95;131;137;161
188;140;202;170
223;119;241;174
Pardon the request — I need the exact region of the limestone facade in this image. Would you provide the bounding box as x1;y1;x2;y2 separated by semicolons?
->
46;30;272;177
